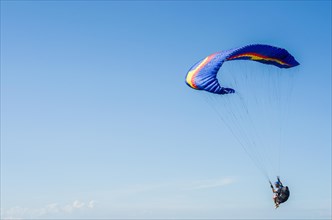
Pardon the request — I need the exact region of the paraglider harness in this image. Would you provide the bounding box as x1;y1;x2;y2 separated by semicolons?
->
277;185;290;204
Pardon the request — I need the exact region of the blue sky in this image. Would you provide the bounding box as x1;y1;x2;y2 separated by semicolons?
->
1;1;331;219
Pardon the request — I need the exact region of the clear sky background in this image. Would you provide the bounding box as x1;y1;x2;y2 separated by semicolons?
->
1;1;331;219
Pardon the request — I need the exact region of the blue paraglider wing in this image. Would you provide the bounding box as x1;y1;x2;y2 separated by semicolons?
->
185;44;299;95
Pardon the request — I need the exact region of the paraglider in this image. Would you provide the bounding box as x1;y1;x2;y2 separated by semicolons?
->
185;44;299;208
270;176;290;208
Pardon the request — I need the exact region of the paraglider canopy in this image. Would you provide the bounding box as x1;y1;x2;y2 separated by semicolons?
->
185;44;299;95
